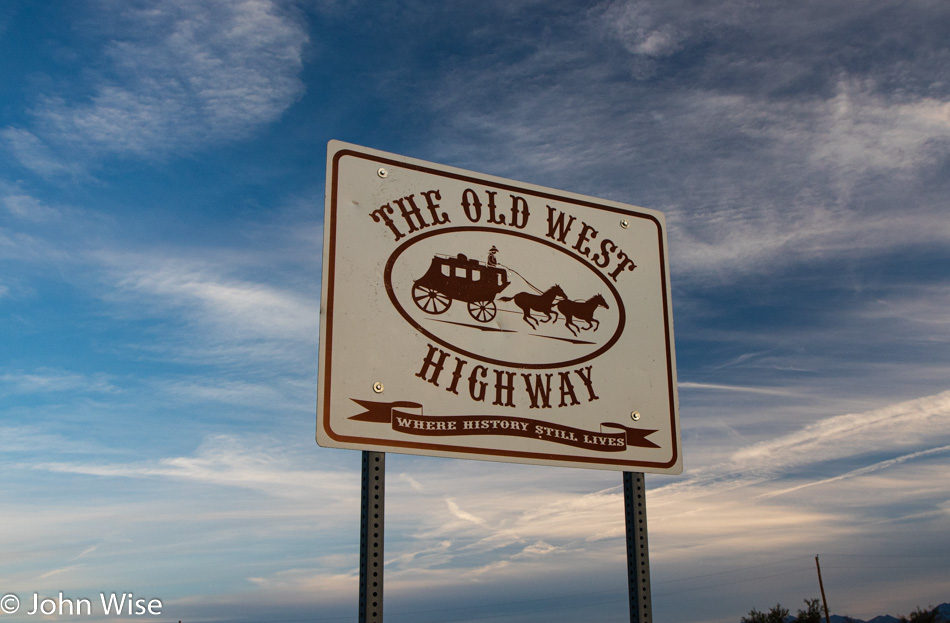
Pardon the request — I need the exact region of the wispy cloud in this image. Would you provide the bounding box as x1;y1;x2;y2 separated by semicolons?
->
1;190;61;223
32;434;351;502
678;382;799;397
5;0;308;174
727;390;950;469
810;81;950;176
18;389;937;616
0;369;117;395
755;444;950;501
112;258;317;340
407;1;950;283
446;498;489;526
859;286;950;335
95;248;319;370
373;390;950;583
0;216;72;264
36;565;85;581
0;128;85;178
0;426;120;456
638;387;950;569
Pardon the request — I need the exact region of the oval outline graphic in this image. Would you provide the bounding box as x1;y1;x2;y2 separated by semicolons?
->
384;226;626;370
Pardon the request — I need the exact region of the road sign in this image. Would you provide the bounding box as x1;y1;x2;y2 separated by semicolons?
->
317;141;680;473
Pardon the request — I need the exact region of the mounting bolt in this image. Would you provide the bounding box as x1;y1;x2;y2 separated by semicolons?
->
373;382;384;394
630;411;641;421
620;219;629;229
377;168;388;179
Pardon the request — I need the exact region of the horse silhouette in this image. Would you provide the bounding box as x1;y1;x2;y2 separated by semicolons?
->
499;284;567;329
558;294;609;336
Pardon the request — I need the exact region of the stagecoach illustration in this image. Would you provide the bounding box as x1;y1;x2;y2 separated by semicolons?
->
412;253;510;322
411;250;610;334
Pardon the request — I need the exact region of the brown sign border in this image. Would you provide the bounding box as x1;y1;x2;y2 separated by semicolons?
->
318;144;679;471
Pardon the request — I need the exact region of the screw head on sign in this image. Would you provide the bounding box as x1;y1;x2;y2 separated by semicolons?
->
630;411;641;421
373;382;384;394
377;168;388;178
621;219;629;229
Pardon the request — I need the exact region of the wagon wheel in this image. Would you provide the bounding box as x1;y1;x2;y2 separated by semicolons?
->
412;284;451;314
468;300;497;323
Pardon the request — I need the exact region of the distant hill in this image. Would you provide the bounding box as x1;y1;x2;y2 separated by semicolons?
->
827;602;950;623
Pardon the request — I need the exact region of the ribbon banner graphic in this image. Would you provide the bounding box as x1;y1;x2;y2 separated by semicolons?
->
350;399;659;452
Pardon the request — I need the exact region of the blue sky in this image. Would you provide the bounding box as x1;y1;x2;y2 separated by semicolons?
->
1;1;948;622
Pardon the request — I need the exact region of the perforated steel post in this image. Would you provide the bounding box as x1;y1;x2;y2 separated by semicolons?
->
623;471;652;623
359;451;385;623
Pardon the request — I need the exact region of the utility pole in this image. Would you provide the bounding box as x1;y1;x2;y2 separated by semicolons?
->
815;555;830;623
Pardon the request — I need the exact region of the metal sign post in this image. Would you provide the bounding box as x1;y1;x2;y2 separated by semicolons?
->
624;472;652;623
359;451;385;623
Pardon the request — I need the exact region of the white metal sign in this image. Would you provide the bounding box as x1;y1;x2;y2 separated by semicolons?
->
317;141;680;473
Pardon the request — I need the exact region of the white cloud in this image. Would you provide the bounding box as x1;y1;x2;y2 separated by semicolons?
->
0;128;85;178
398;472;425;492
446;498;488;525
728;390;950;469
601;2;685;59
678;382;800;397
0;426;118;456
101;251;318;345
663;82;950;277
859;286;950;336
2;192;61;222
33;434;352;502
7;0;308;172
756;444;950;501
36;565;84;581
371;390;950;580
810;80;950;179
419;7;950;283
0;369;117;395
515;540;559;557
17;390;945;616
